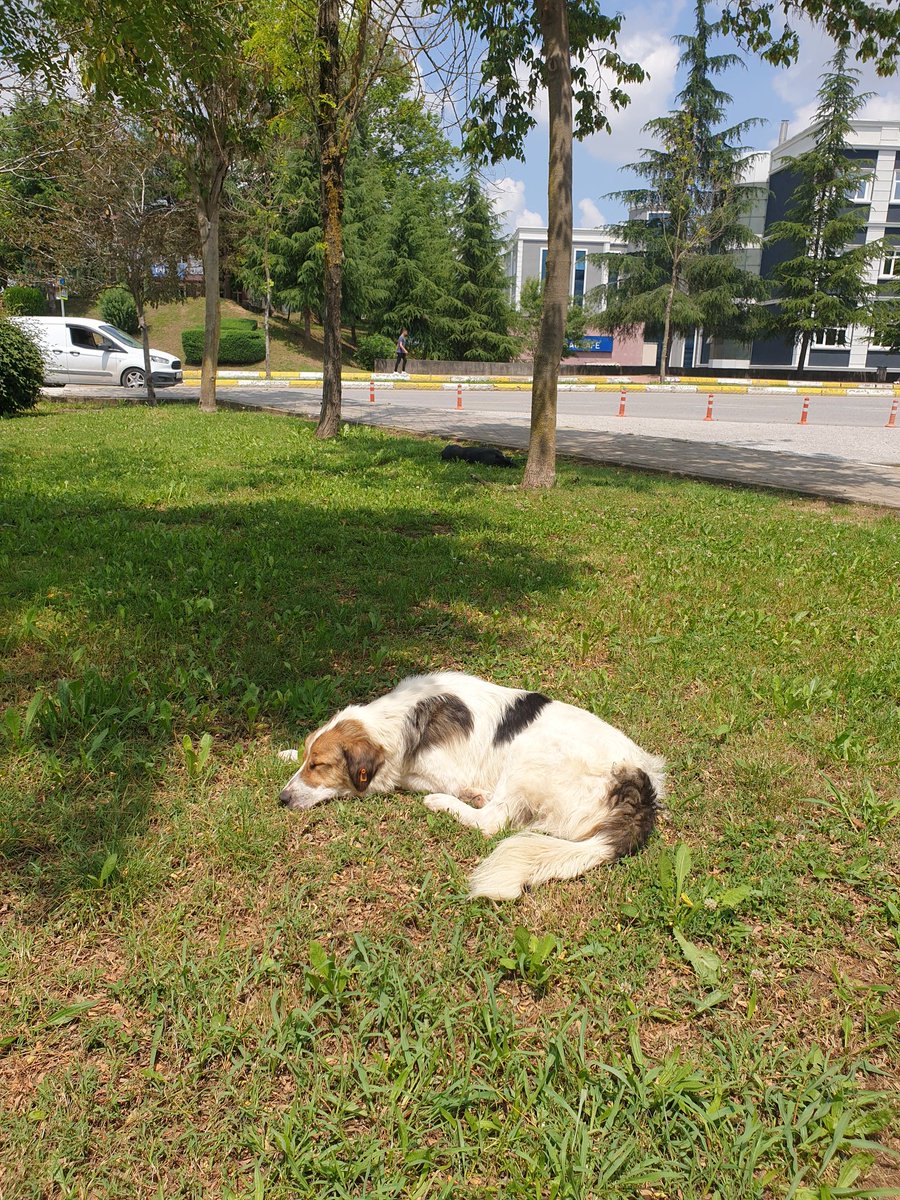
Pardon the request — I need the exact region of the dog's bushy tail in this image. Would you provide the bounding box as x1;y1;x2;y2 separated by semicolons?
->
468;766;661;900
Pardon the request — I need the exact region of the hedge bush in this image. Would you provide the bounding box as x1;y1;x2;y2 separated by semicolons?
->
1;286;47;316
220;317;257;330
98;287;139;334
181;326;265;365
0;318;45;416
355;334;396;370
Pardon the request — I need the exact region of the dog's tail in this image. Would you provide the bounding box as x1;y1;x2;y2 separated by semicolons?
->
468;765;662;900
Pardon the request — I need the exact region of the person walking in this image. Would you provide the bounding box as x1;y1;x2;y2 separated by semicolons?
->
394;328;409;374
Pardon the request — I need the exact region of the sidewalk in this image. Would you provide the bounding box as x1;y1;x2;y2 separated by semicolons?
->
217;388;900;509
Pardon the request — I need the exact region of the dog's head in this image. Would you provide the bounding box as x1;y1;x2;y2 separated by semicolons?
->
278;718;386;811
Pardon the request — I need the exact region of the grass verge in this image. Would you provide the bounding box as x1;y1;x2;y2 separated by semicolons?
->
1;403;898;1198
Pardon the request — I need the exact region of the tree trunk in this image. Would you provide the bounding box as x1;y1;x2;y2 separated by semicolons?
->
524;0;572;489
797;330;811;374
659;275;678;384
304;309;311;338
316;0;344;440
264;226;272;380
196;157;227;413
136;294;157;406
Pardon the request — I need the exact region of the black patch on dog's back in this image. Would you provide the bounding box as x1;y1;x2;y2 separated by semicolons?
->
493;691;551;746
441;444;514;467
595;767;660;859
402;693;474;760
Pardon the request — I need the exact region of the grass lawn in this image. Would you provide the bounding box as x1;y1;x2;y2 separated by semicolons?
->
1;402;898;1198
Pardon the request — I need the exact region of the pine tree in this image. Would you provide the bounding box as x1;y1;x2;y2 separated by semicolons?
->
341;141;389;347
375;176;457;360
449;171;518;362
591;0;767;381
266;147;323;339
764;48;885;372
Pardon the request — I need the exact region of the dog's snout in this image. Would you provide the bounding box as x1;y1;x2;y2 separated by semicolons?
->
278;787;292;807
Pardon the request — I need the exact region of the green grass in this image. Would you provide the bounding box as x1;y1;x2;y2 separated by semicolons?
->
1;403;898;1198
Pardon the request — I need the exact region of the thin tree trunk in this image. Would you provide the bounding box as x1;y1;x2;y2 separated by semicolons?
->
660;274;678;384
316;0;344;440
197;158;227;413
264;225;272;380
304;309;311;338
136;294;157;406
797;330;812;374
524;0;572;489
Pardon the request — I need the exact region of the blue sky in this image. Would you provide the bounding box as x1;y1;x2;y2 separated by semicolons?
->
483;1;900;231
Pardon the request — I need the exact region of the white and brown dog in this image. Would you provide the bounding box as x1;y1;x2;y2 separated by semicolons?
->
278;672;665;900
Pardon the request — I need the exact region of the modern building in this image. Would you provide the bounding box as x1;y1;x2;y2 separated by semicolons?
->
745;118;900;374
504;225;650;367
507;118;900;375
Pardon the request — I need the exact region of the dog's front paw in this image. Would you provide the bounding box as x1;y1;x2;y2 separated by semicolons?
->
423;792;459;814
278;749;299;762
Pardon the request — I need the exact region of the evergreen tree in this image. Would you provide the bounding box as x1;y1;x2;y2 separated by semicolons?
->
591;0;767;381
341;142;389;346
448;171;517;362
263;146;324;339
764;47;886;372
375;175;457;360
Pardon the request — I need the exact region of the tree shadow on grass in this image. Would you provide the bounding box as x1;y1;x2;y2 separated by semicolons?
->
1;460;576;903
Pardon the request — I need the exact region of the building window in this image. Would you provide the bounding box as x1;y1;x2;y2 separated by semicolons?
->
893;169;900;203
850;171;873;203
540;248;548;283
881;245;900;277
811;327;849;348
573;249;587;306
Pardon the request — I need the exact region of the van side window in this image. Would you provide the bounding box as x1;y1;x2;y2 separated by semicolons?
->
69;325;103;349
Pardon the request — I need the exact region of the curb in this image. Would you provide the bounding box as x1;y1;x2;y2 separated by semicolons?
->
182;371;900;398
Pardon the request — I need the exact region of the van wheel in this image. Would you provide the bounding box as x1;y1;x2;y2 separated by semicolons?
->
121;367;146;389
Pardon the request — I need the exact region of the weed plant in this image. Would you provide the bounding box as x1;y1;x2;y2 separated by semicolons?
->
1;403;898;1197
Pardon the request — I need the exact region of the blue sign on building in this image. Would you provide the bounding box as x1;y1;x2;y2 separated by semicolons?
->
567;335;614;353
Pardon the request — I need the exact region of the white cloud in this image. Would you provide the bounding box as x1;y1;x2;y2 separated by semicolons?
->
522;29;681;169
580;32;682;166
768;20;900;142
577;197;606;226
486;177;545;231
861;91;900;122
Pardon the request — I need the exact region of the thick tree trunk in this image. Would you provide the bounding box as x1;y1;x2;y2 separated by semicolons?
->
524;0;573;489
196;158;227;413
316;0;344;440
317;149;344;438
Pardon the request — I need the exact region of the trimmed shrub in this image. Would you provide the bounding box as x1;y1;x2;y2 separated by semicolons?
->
355;334;396;370
0;318;44;416
98;287;139;335
181;326;265;365
1;285;47;316
220;317;257;330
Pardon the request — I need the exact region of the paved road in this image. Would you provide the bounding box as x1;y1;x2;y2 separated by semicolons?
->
45;382;900;508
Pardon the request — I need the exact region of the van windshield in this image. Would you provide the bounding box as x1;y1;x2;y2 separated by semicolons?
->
99;324;142;349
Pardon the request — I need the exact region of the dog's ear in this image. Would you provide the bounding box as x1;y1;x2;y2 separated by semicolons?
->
343;736;385;794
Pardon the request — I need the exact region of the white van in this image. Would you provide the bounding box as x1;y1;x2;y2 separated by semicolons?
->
8;316;183;388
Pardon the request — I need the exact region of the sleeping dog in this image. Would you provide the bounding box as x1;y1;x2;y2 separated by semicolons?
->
278;672;665;900
441;444;515;467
